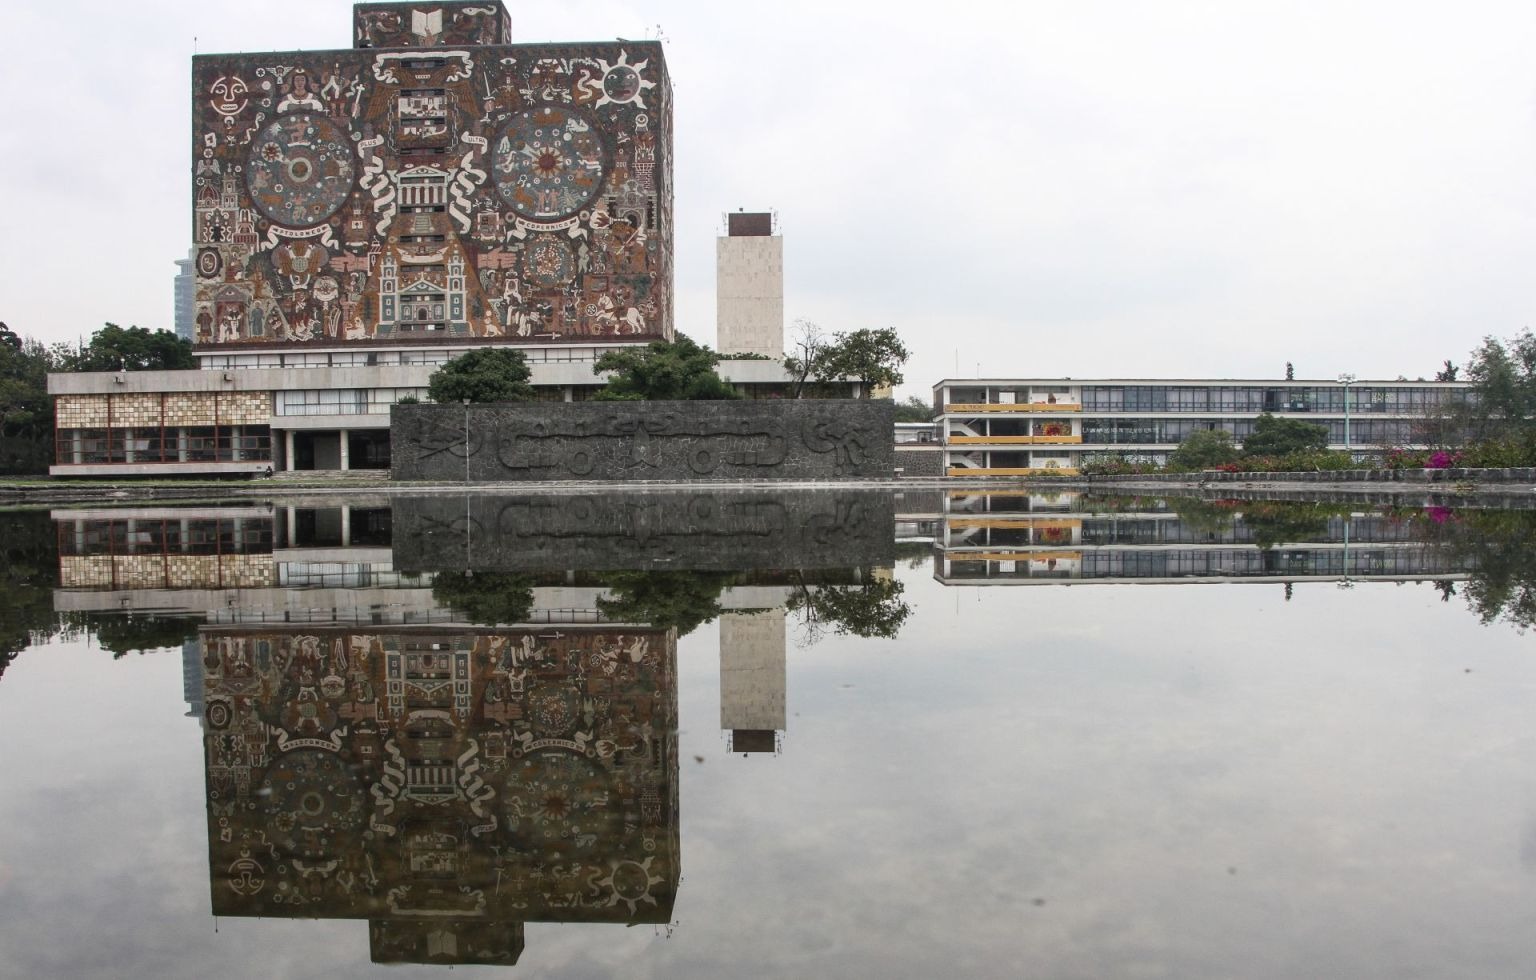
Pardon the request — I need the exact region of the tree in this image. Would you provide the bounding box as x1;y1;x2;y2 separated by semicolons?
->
1241;500;1332;551
67;323;192;372
786;575;911;645
1444;510;1536;631
427;348;536;403
784;321;910;398
1463;330;1536;443
891;395;935;423
592;334;740;401
1242;413;1328;457
0;324;65;473
595;570;737;636
783;318;830;398
1435;360;1460;382
1168;428;1239;470
66;613;201;658
431;571;535;625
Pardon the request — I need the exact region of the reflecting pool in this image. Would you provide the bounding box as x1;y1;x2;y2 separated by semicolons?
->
3;490;1536;979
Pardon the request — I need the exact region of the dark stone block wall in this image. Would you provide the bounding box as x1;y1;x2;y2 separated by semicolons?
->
392;489;896;571
895;447;944;477
392;401;895;482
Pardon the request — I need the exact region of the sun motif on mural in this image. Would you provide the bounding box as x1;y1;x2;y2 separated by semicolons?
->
595;857;664;915
245;112;357;227
592;50;656;109
492;105;606;221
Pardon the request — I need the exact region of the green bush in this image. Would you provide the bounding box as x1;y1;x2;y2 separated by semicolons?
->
1462;436;1536;468
1079;456;1163;476
1167;429;1239;471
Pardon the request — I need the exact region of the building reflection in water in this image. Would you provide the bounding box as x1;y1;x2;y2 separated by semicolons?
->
48;488;1486;964
48;492;904;963
929;491;1467;584
201;625;678;966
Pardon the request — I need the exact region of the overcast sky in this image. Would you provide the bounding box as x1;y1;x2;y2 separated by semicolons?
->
2;0;1533;396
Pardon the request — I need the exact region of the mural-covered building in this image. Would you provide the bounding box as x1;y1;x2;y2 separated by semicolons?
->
49;1;677;476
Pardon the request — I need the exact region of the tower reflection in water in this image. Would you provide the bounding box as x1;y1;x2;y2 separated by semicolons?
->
201;625;677;966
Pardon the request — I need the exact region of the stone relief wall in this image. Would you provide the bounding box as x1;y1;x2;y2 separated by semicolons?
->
393;488;896;571
391;401;895;482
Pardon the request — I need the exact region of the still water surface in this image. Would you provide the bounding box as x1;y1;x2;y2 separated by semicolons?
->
2;490;1536;979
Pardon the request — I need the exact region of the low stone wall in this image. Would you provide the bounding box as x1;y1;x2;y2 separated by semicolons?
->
1088;467;1536;485
391;401;894;482
392;490;896;571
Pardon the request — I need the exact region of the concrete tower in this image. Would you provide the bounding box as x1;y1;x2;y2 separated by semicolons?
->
719;609;786;755
715;211;783;358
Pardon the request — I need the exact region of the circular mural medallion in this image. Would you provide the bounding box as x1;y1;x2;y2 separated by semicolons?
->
258;749;364;859
245;112;356;227
492;105;606;221
522;236;575;289
505;753;622;858
196;247;223;279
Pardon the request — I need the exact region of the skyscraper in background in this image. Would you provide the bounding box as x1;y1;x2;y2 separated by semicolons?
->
173;251;195;341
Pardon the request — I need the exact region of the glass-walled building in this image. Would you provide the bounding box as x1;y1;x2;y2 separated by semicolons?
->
934;378;1469;476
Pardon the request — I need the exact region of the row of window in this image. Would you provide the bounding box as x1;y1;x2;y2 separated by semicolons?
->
58;519;274;556
198;346;629;371
275;389;426;416
1077;386;1465;413
1076;418;1425;446
946;549;1457;579
56;426;272;464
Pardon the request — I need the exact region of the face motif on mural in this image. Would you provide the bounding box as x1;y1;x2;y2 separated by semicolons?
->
209;76;250;116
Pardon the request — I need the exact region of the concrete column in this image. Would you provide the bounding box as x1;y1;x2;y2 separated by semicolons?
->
340;506;352;547
285;430;296;471
339;429;351;471
70;430;84;465
563;387;574;402
286;507;296;548
177;428;189;463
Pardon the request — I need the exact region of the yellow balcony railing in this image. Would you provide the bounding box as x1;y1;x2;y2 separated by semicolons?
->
946;467;1082;478
948;435;1083;445
954;551;1083;562
944;402;1080;413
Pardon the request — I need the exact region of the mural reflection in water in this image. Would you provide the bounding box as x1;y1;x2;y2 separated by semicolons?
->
200;626;677;966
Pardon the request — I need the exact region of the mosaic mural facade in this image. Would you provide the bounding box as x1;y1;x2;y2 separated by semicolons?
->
191;2;671;350
202;626;679;965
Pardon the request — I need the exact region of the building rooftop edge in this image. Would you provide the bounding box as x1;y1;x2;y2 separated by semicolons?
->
191;38;667;62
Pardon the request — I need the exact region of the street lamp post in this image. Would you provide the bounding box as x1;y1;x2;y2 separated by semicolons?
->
1337;373;1356;454
461;398;471;484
